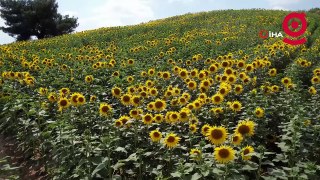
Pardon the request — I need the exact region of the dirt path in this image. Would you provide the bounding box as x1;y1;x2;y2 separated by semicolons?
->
0;135;47;180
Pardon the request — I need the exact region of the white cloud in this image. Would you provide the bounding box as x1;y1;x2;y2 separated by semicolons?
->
267;0;301;7
77;0;154;31
272;6;288;10
168;0;194;3
0;18;15;44
61;10;78;17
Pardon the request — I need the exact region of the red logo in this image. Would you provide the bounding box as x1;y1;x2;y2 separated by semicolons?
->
282;12;307;45
259;29;269;39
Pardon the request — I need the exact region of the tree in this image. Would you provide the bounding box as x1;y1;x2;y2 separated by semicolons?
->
0;0;78;41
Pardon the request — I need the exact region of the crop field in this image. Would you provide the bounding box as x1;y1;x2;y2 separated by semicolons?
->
0;9;320;179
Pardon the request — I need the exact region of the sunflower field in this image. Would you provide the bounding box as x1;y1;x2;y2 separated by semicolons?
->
1;9;320;179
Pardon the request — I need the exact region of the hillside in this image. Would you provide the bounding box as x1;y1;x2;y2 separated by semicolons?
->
1;9;320;179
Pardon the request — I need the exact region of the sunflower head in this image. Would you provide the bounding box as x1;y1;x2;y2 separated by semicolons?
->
214;145;235;164
149;130;162;142
164;133;180;149
153;114;163;123
99;103;113;116
154;99;167;111
235;120;255;137
143;113;153;125
85;75;94;83
206;126;228;145
201;124;211;136
212;93;224;105
121;94;132;106
255;107;264;118
190;148;202;160
230;101;242;112
112;87;122;98
231;133;243;145
189;124;197;133
58;97;70;110
241;146;254;160
308;86;317;95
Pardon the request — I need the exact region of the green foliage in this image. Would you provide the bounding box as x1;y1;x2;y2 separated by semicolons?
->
0;0;78;41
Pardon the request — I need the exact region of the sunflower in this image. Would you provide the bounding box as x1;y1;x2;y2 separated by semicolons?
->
70;93;80;106
172;87;181;96
58;97;70;110
235;120;255;137
127;76;134;83
179;108;190;122
271;85;280;92
77;94;86;106
111;71;120;77
177;97;187;106
308;86;317;95
311;76;319;84
212;94;224;105
146;102;154;111
169;111;180;123
211;107;224;116
120;94;132;106
39;87;48;96
206;126;228;145
281;77;292;86
112;87;122;98
85;75;94;83
99;103;112;116
162;71;171;80
143;113;153;125
218;85;230;96
227;74;237;84
201;124;211;136
179;69;188;79
255;107;264;118
214;145;235;164
187;81;197;90
90;95;97;102
231;133;243;145
59;88;70;97
189;124;197;133
130;95;141;107
268;68;277;76
119;115;130;125
153;114;163;123
48;92;57;103
149;130;162;142
245;64;254;72
241;146;254;160
187;103;195;110
230;101;242;112
149;88;158;96
148;68;155;76
154;99;166;111
234;84;243;95
129;108;140;119
164;133;180;149
114;120;123;127
140;71;147;77
190;148;202;160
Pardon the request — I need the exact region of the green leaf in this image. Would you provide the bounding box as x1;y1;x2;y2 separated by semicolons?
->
191;172;202;180
113;162;125;171
115;147;127;154
212;168;224;175
171;172;182;178
91;163;105;177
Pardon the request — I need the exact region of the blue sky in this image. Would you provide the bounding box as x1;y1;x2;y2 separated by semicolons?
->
1;0;319;45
